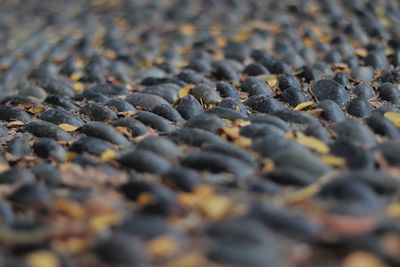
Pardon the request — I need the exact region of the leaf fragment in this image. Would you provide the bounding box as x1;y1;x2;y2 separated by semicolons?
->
296;134;329;154
58;123;79;132
384;112;400;127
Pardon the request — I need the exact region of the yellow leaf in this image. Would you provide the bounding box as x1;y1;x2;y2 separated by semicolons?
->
200;195;232;220
233;31;251;42
7;120;25;126
100;149;117;162
75;59;84;69
321;155;346;167
25;250;60;267
29;105;46;114
137;193;154;205
285;184;320;204
386;203;400;218
115;126;132;138
384;112;400;127
296;134;329;154
165;252;207;267
294;101;314;111
73;82;84;92
58;123;79;132
355;48;367;58
0;164;9;173
66;152;77;161
234;136;252;148
70;72;82;81
146;235;179;258
261;159;275;173
90;213;121;232
53;198;85;219
171;60;188;68
179;24;195;36
54;237;89;254
342;251;388;267
178;84;195;99
307;108;324;116
194;185;214;197
216;36;227;47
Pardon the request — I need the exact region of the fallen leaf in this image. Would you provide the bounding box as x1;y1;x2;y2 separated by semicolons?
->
321;155;346;167
384;112;400;127
0;164;10;173
342;251;387;267
233;31;251;42
73;82;84;92
53;198;85;219
146;235;179;258
261;159;275;173
307;108;323;116
115;126;132;138
25;250;60;267
200;195;232;220
285;184;320;204
296;134;329;154
7;120;25;126
355;48;368;58
58;123;79;132
29;105;46;114
179;84;195;99
70;72;82;81
100;149;117;162
179;24;195;36
294;101;314;111
233;136;252;148
165;252;207;267
386;203;400;218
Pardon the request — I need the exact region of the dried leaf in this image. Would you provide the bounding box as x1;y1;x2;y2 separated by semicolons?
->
29;105;46;114
53;198;85;219
179;84;195;99
386;203;400;218
200;195;232;220
179;24;195;36
65;152;77;161
233;136;252;148
233;31;251;42
296;134;329;154
137;192;154;205
58;123;79;132
257;74;278;87
25;250;60;267
115;126;132;138
146;235;179;258
294;101;314;111
165;252;207;267
355;48;368;58
307;108;324;116
0;164;10;174
220;126;240;139
171;60;189;68
342;251;387;267
100;149;117;162
261;159;275;173
53;238;89;254
321;155;346;167
73;82;84;92
285;184;320;204
7;120;25;126
384;112;400;127
89;213;121;232
70;72;82;81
